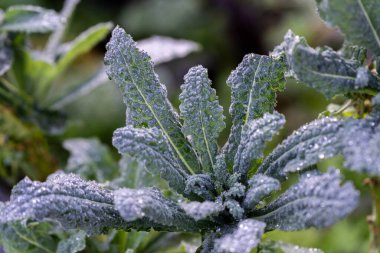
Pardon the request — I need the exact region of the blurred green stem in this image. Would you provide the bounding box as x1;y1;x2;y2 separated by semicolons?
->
365;178;380;253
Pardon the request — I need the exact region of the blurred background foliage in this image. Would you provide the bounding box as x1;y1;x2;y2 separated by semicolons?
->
0;0;370;252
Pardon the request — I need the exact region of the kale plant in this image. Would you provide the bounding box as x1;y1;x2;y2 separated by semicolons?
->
0;25;362;252
2;0;380;252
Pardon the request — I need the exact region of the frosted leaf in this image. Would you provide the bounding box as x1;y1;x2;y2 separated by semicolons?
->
213;153;230;191
258;117;344;179
244;174;280;210
223;53;287;166
114;188;201;232
179;65;225;171
223;199;244;220
0;5;63;33
1;172;130;235
113;126;188;194
137;36;200;64
253;169;359;231
105;26;200;173
184;174;216;200
213;219;266;253
223;182;246;199
180;201;223;221
276;31;379;98
340;116;380;175
317;0;380;55
233;112;285;179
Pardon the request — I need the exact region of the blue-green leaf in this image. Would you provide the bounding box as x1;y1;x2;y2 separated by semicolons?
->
253;169;358;231
224;53;286;166
104;26;199;174
276;31;379;98
213;219;266;253
114;188;202;232
317;0;380;55
257;117;344;179
233;112;285;179
113;126;188;194
0;5;62;33
179;65;225;171
184;174;216;200
1;172;129;235
340;115;380;175
180;201;223;221
243;174;280;211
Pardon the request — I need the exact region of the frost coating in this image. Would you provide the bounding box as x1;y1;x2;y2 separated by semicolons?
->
317;0;380;55
253;169;359;231
213;219;266;253
114;188;201;232
244;174;280;210
233;112;285;179
105;26;199;173
258;117;344;179
179;65;225;171
340;116;380;175
0;5;63;33
224;53;287;165
1;172;129;235
276;31;379;98
180;201;223;221
113;126;188;194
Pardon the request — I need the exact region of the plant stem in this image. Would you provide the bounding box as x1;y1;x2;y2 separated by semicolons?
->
365;178;380;253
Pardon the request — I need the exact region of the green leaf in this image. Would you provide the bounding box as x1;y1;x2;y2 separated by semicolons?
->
338;44;367;64
11;44;55;98
0;5;62;33
253;169;358;231
276;31;379;98
63;138;119;182
1;172;129;235
114;187;203;232
258;239;324;253
55;22;113;76
0;221;57;253
257;117;344;180
56;230;86;253
224;53;286;166
113;126;188;194
233;112;285;179
104;26;200;174
0;34;12;76
179;65;225;171
114;155;160;189
317;0;380;55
